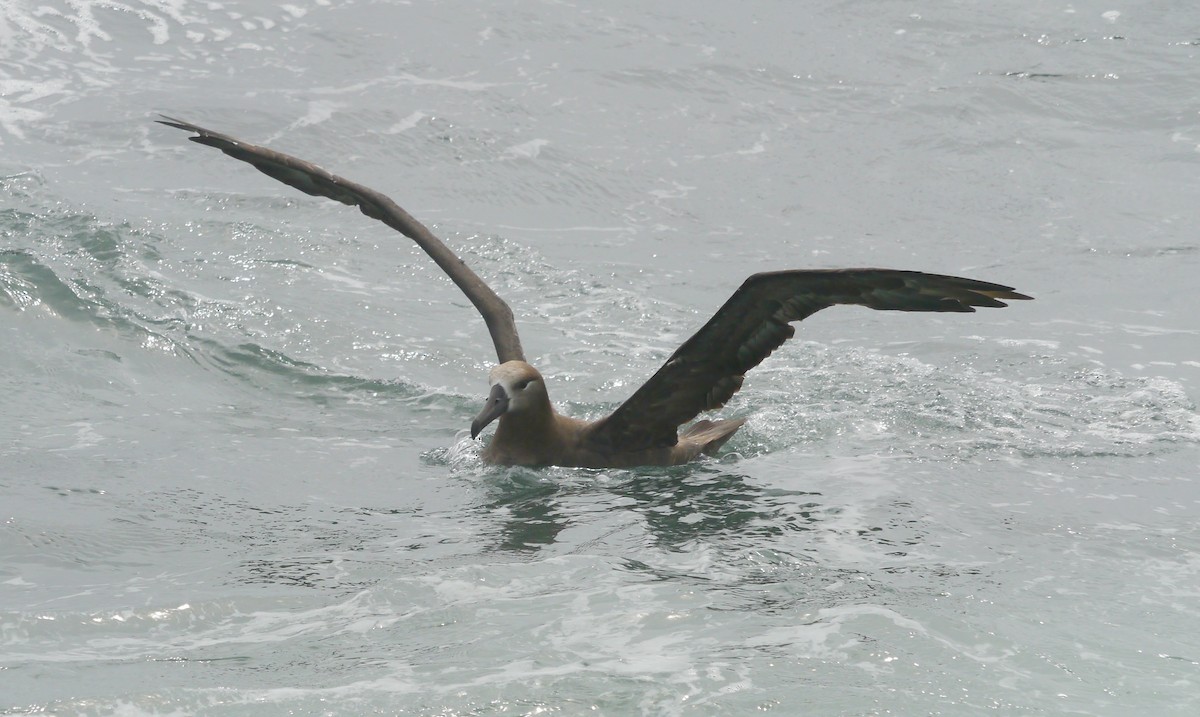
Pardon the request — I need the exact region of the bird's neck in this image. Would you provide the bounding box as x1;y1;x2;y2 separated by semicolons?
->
494;397;558;440
488;398;584;466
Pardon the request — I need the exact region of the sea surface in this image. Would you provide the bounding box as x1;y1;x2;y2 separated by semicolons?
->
2;1;1199;714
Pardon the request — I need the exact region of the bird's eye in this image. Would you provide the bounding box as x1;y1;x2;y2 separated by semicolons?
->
515;379;532;391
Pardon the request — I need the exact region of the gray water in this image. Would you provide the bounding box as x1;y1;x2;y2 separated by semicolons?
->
3;1;1199;714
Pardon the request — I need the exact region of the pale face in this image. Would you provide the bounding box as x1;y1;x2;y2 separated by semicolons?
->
471;361;546;438
488;361;546;413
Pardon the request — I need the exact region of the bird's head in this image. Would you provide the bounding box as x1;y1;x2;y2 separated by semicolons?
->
470;361;547;439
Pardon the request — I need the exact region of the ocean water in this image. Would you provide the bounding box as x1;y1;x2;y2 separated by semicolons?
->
3;1;1199;714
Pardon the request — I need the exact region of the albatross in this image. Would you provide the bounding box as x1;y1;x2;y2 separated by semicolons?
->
157;116;1032;468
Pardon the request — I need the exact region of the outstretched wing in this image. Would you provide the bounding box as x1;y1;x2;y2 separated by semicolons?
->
586;269;1031;451
156;116;525;364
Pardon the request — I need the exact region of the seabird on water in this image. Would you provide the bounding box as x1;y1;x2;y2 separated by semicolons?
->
157;116;1032;468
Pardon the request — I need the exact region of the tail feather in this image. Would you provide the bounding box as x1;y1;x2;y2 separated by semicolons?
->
681;418;747;456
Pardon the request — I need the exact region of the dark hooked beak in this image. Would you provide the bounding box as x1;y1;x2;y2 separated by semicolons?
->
470;384;509;439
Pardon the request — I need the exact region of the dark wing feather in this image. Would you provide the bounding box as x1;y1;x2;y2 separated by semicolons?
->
156;116;525;364
587;269;1031;451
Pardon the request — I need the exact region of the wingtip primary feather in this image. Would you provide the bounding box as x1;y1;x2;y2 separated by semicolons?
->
155;115;244;150
155;115;195;132
981;289;1034;302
